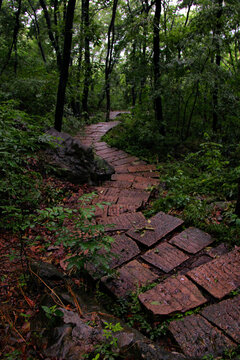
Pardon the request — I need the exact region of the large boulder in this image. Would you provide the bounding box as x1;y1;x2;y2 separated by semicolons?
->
45;128;114;184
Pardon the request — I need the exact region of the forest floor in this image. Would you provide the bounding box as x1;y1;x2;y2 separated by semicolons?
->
0;112;239;359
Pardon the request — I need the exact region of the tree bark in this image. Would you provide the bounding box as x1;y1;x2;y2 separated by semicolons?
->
28;0;46;63
105;0;118;121
235;178;240;217
39;0;62;71
212;0;223;132
153;0;165;135
82;0;91;119
54;0;76;132
0;0;22;76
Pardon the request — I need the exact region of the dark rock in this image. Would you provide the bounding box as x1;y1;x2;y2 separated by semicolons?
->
132;341;186;360
45;128;114;184
30;261;65;280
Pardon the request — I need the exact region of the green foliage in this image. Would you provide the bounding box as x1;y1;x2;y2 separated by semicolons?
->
85;321;123;360
41;305;64;320
35;194;115;275
152;136;240;245
0;101;50;232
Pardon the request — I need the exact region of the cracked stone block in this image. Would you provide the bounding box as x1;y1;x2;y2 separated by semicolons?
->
187;247;240;299
201;295;240;342
102;260;158;297
141;242;189;273
168;314;236;358
138;275;207;316
169;227;213;254
127;212;183;247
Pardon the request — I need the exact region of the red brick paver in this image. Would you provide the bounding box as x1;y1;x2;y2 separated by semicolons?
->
139;275;207;316
187;247;240;299
169;227;213;254
141;242;189;273
102;260;158;297
169;314;236;358
201;295;240;342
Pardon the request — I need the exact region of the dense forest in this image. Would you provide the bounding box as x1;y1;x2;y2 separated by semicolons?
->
1;0;240;358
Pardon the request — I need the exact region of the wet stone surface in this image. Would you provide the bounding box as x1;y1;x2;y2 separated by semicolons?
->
138;275;207;316
109;234;141;269
168;314;236;358
102;260;158;298
169;227;214;254
78;118;240;360
201;294;240;342
127;212;184;247
141;242;189;273
98;211;146;231
187;247;240;299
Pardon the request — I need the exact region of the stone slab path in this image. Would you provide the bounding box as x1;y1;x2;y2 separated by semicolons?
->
75;113;240;359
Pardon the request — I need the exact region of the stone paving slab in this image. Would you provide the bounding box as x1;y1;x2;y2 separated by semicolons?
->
102;260;158;298
141;242;189;273
98;211;146;231
127;164;157;173
138;275;207;316
127;212;183;247
201;295;240;342
168;314;236;358
111;173;136;182
117;189;150;207
93;188;120;204
169;227;214;254
113;165;130;173
187;247;240;299
102;180;132;189
134;175;159;186
107;204;139;216
109;234;141;269
111;156;139;166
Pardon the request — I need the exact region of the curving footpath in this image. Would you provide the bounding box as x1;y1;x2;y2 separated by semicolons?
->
75;112;240;359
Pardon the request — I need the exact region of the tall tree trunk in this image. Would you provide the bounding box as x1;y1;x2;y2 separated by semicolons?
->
28;0;46;63
0;0;22;76
153;0;165;135
235;178;240;217
212;0;223;132
39;0;62;71
82;0;91;119
54;0;76;132
105;0;118;121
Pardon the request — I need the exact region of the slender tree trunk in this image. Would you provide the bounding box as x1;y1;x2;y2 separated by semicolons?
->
0;0;3;12
0;0;22;76
153;0;165;135
82;0;91;119
28;0;46;63
235;178;240;217
212;0;223;132
105;0;118;121
39;0;62;71
54;0;76;132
